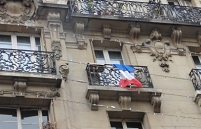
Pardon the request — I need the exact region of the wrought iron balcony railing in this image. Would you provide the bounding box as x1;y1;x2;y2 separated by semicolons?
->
0;48;56;74
86;64;153;88
189;69;201;90
70;0;201;24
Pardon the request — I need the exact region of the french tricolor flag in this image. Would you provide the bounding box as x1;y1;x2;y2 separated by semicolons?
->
113;64;142;87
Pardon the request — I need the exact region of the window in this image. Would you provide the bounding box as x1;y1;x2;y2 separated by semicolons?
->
168;0;179;5
0;108;48;129
189;47;201;69
110;121;143;129
94;50;124;64
0;34;41;51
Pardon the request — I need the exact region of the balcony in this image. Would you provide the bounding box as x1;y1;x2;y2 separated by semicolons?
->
70;0;201;25
85;64;162;111
189;69;201;90
0;48;61;88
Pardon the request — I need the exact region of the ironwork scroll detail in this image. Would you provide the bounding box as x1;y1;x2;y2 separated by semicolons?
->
71;0;201;24
189;69;201;90
86;64;153;88
0;48;56;74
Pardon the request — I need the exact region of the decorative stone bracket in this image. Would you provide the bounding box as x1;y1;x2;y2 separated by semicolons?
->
118;96;131;110
129;25;140;42
151;96;161;113
194;90;201;107
59;63;69;81
88;92;99;111
102;25;111;39
197;31;201;46
74;23;87;49
52;41;62;60
171;27;182;48
13;81;27;97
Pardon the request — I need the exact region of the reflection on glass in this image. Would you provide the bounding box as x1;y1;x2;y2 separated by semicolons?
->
0;108;17;129
192;56;201;69
95;50;105;64
42;110;49;122
108;51;123;64
0;35;12;49
35;37;41;51
17;36;31;50
110;122;123;129
126;122;142;129
21;110;39;129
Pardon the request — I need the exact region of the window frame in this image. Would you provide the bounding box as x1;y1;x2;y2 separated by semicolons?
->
0;32;41;51
94;48;124;64
0;107;49;129
110;119;144;129
192;54;201;69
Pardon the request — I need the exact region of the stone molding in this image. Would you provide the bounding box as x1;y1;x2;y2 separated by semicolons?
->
47;12;61;21
52;41;62;60
13;81;27;96
102;25;111;39
171;27;182;47
151;96;161;113
59;63;69;81
0;0;35;25
42;0;67;5
129;25;140;42
118;96;131;110
89;93;99;111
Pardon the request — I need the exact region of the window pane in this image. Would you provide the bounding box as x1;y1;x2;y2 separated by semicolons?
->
192;56;201;69
42;110;49;122
126;122;142;129
22;124;39;129
0;122;18;129
95;50;105;64
0;35;11;42
0;109;17;121
110;122;123;129
0;35;12;49
95;50;104;58
17;36;31;50
21;110;39;129
35;37;41;51
109;51;123;64
108;51;122;60
17;36;30;44
35;38;40;45
0;109;17;129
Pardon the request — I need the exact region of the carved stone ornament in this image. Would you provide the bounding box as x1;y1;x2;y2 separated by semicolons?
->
197;31;201;46
0;0;35;24
150;29;162;40
42;0;67;5
171;27;182;47
74;23;84;37
151;96;161;113
47;12;60;21
52;41;62;60
59;63;69;81
119;96;131;110
74;23;87;49
89;93;99;111
102;25;111;39
129;25;140;42
13;81;27;96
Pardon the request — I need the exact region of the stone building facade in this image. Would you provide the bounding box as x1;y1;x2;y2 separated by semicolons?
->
0;0;201;129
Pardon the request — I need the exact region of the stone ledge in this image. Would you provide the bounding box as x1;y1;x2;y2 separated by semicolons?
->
0;71;62;88
86;86;162;101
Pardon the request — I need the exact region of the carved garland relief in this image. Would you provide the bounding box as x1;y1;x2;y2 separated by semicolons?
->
0;0;35;24
131;29;186;72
